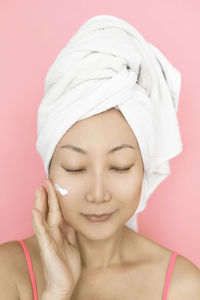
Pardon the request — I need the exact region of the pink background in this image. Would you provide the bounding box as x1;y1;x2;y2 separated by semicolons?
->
0;1;200;267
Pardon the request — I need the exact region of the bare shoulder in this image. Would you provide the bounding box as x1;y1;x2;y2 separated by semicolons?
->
143;232;200;299
140;232;200;300
0;239;23;299
127;229;200;299
0;235;44;300
0;238;24;277
0;237;33;277
168;253;200;300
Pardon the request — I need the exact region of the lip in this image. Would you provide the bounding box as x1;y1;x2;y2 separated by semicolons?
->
83;211;116;217
82;210;117;222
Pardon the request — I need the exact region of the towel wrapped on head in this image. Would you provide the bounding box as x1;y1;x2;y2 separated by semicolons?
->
36;14;183;232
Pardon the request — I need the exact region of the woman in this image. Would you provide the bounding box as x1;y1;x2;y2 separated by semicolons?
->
1;14;200;300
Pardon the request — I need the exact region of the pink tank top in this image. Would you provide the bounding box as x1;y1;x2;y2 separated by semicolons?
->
18;239;178;300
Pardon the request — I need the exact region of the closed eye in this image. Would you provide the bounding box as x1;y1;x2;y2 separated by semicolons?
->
63;166;133;173
111;167;132;172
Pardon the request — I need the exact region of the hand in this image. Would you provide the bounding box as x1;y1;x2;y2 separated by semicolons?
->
32;178;81;298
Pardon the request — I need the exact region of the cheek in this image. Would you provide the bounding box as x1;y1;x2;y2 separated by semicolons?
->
119;182;142;221
51;180;75;216
54;184;80;219
115;170;143;196
115;172;143;215
57;196;77;225
54;182;69;195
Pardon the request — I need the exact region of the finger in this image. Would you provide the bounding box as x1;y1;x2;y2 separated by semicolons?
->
32;208;41;237
45;178;63;228
45;178;61;211
32;207;64;254
32;208;53;249
34;187;48;220
32;209;63;259
44;179;68;246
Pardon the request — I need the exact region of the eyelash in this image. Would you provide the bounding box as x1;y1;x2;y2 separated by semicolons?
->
64;166;133;173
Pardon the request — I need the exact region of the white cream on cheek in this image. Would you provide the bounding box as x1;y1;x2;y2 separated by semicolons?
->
53;183;69;196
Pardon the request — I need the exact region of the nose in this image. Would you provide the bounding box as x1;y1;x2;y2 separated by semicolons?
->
86;173;111;203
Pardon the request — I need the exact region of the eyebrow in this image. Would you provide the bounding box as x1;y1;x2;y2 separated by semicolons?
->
59;143;137;154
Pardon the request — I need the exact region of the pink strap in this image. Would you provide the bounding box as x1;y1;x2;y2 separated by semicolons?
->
18;240;38;300
18;239;177;300
162;251;178;300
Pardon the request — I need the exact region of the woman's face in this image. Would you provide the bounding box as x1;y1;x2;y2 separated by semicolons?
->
49;108;144;240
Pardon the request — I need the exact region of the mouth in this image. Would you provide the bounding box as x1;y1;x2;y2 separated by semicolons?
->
83;212;115;217
82;210;117;222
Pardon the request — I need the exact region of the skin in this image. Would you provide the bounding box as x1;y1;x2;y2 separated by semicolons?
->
48;107;144;270
1;107;200;300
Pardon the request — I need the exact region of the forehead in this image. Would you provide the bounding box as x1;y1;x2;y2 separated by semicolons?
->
57;108;139;148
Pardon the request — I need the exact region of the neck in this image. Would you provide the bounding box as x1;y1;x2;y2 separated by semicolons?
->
76;225;130;270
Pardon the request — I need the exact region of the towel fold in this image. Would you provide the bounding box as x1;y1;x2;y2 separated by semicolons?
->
36;14;183;232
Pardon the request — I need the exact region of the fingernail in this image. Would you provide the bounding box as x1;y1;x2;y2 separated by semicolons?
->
39;186;43;191
35;189;39;197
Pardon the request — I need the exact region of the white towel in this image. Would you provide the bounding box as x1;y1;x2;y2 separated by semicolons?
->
36;14;183;232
